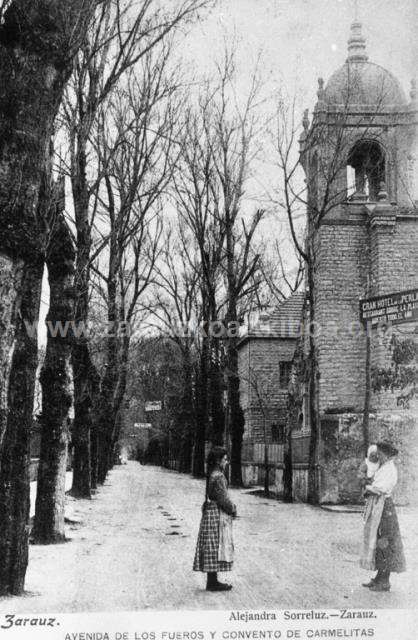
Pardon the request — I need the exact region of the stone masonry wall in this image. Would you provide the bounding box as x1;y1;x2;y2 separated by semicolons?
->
319;411;418;505
238;338;296;442
370;217;418;296
238;341;250;413
369;214;418;372
315;221;369;413
316;213;418;504
315;213;418;414
368;214;418;411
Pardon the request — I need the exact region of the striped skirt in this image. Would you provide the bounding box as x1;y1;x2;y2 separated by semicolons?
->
193;502;233;573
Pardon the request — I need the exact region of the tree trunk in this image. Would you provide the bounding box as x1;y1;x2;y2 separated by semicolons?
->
32;180;75;544
90;371;101;491
0;0;100;595
0;1;97;451
192;335;209;477
90;419;99;491
225;207;245;486
97;253;119;484
0;258;24;447
209;349;225;445
97;371;116;485
208;300;224;445
227;313;245;487
178;348;194;473
179;421;193;474
362;328;371;456
0;259;43;594
263;419;270;498
70;138;95;497
283;421;293;503
71;342;94;498
96;380;114;483
284;335;306;505
307;261;320;504
109;335;131;470
95;328;131;483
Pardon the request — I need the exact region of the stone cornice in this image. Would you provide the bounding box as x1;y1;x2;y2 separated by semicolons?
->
369;214;396;228
319;202;418;227
321;218;367;226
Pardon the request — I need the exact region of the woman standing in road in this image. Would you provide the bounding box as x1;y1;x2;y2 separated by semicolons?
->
360;441;406;591
193;446;237;591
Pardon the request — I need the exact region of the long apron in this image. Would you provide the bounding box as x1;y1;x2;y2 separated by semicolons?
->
360;495;406;572
360;494;385;570
193;502;233;572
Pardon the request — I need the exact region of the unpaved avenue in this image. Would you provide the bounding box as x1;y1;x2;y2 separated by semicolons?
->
0;463;416;612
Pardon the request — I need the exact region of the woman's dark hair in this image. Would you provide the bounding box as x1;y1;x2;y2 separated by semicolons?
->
376;441;399;458
204;446;228;500
206;446;228;475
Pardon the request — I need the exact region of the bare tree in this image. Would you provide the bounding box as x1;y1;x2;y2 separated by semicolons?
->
256;238;304;306
171;48;266;483
147;226;201;472
209;51;265;486
89;45;182;482
0;0;103;597
60;0;211;497
172;99;227;475
32;174;75;544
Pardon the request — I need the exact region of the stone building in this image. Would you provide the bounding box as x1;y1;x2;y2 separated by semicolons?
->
294;21;418;503
238;293;304;487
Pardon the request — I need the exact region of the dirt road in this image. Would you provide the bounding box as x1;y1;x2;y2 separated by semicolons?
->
0;462;416;612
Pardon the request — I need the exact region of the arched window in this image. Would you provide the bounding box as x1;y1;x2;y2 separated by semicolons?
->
347;141;386;201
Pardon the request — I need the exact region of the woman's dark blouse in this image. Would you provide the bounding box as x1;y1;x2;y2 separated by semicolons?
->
208;470;236;516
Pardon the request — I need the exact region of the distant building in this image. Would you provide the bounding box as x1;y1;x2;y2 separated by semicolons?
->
238;293;304;487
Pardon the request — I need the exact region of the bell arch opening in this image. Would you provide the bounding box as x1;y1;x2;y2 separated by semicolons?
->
346;140;386;201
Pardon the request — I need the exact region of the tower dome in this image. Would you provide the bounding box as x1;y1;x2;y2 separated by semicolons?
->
323;21;407;108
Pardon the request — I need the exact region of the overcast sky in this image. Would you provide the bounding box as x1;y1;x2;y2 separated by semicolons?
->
182;0;417;107
38;0;417;338
176;0;418;279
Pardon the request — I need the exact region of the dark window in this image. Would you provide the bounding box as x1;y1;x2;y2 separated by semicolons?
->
347;141;386;201
279;361;292;388
271;423;285;444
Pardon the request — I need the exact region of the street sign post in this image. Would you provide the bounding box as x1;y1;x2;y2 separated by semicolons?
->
144;400;162;412
359;288;418;326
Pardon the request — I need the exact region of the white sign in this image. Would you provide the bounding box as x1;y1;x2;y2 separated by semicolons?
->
145;401;162;412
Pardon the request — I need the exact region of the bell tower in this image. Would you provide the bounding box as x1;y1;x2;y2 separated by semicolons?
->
299;21;418;502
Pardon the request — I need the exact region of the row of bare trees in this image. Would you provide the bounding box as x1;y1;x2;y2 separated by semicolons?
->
1;0;389;601
146;52;286;484
0;0;212;596
0;0;295;599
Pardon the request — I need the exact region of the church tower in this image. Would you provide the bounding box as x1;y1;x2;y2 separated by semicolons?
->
299;21;418;502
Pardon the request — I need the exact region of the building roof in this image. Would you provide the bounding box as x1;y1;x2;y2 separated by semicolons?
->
323;22;407;108
238;292;305;347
